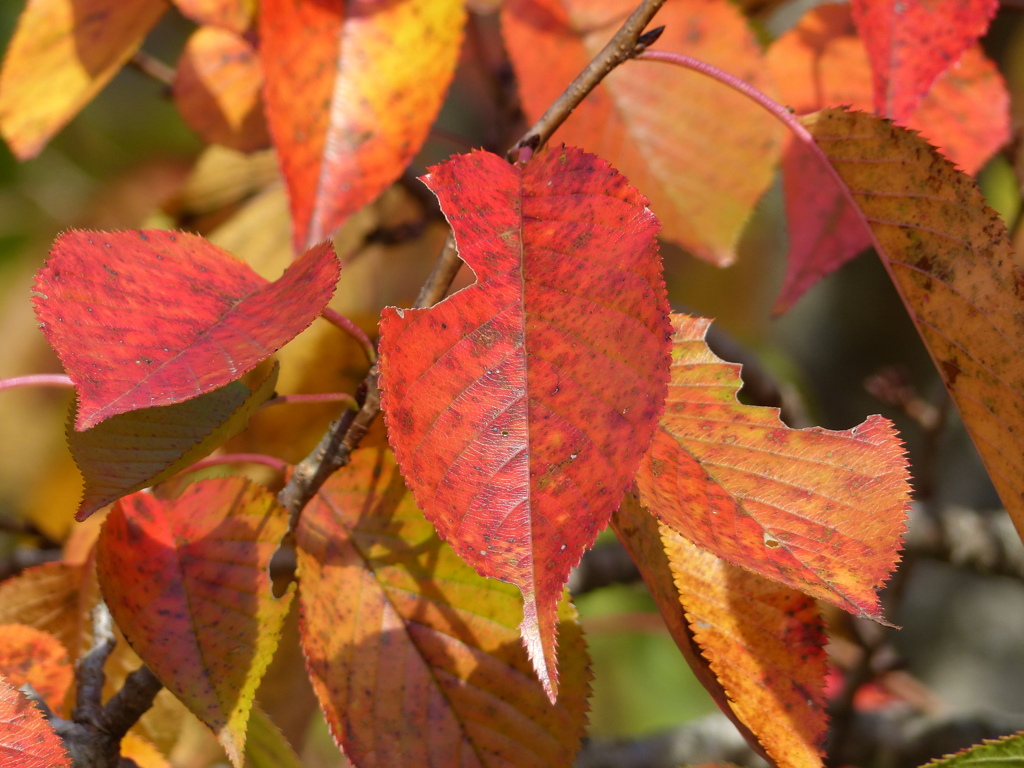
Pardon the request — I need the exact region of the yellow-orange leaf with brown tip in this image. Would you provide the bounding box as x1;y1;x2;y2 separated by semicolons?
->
801;106;1024;547
501;0;783;265
637;314;910;620
296;448;591;767
0;0;168;159
259;0;465;252
613;494;828;768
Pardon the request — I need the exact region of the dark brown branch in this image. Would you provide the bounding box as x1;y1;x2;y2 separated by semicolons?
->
905;502;1024;581
46;604;163;768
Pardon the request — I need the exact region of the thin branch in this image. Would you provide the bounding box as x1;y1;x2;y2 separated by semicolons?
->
127;51;175;89
184;452;291;476
320;307;377;364
508;3;668;160
636;50;815;145
0;374;74;392
262;391;359;409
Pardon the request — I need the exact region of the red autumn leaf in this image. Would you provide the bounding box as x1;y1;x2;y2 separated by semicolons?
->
0;675;71;768
379;146;671;700
0;0;167;159
850;0;997;122
501;0;783;265
173;26;270;153
97;478;293;767
800;107;1024;548
172;0;254;33
32;229;339;431
69;363;278;521
297;448;590;766
637;314;910;620
0;626;73;717
613;495;829;768
767;4;1010;313
259;0;465;252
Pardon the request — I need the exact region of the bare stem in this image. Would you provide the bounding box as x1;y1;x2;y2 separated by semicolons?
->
262;391;359;409
320;307;377;364
185;452;291;475
636;49;816;145
128;51;175;89
0;374;73;392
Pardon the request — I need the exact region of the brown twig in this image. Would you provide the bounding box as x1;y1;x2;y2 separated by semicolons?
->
127;51;175;90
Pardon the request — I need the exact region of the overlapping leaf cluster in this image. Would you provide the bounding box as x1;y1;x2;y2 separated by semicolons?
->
0;1;1019;767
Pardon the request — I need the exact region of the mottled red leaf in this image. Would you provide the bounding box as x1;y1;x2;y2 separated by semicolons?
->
850;0;997;121
0;0;167;159
97;478;292;767
69;363;278;521
800;107;1024;547
259;0;465;252
767;4;1010;313
297;448;590;766
613;495;829;768
501;0;783;265
0;625;73;717
33;230;339;431
379;146;671;700
637;314;910;620
173;26;270;153
172;0;254;32
0;675;71;768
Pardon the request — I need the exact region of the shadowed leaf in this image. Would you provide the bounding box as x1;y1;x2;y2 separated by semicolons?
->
0;625;73;717
0;0;167;159
0;675;71;768
244;705;303;768
0;564;88;661
296;447;590;767
173;26;270;153
33;229;339;430
801;107;1024;545
69;363;278;520
850;0;997;121
613;495;828;768
379;146;670;700
501;0;783;265
97;478;293;767
259;0;465;252
637;314;910;620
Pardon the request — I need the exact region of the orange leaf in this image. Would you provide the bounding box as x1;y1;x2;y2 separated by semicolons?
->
379;147;671;700
0;625;73;717
501;0;783;265
172;0;254;33
97;478;293;767
120;733;173;768
0;0;167;159
296;448;591;766
613;494;828;768
68;363;278;520
259;0;466;252
800;107;1024;547
637;314;910;619
173;26;270;153
0;675;71;768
